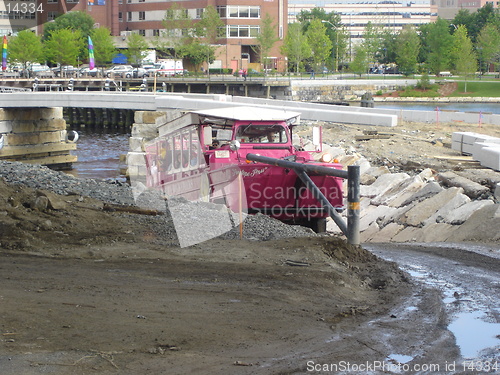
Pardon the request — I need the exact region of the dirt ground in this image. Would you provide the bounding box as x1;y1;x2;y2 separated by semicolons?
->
1;117;499;374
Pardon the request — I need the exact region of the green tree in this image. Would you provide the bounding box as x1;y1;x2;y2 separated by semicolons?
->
297;8;340;33
451;25;477;92
8;30;44;73
44;29;82;70
195;5;224;72
195;5;224;43
280;23;311;72
305;19;332;70
253;13;279;72
395;25;420;76
177;40;213;70
297;8;347;70
350;44;369;76
476;22;500;73
424;18;454;75
125;32;149;66
43;11;95;40
451;4;499;43
378;29;397;65
43;11;95;63
91;27;116;67
155;4;194;59
363;22;384;63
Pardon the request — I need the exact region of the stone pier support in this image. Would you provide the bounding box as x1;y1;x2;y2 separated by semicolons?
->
0;107;77;169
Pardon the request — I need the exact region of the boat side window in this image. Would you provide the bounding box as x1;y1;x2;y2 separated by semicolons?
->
236;124;288;143
174;135;181;169
181;134;189;168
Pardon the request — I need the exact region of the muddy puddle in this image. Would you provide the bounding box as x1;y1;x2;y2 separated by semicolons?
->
366;243;500;364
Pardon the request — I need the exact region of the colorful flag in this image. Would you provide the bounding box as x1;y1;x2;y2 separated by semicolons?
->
2;36;7;71
88;36;95;70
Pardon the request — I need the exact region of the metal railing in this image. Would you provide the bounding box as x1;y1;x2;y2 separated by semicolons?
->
246;153;360;245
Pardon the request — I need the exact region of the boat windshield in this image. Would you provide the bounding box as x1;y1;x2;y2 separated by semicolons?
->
235;124;288;144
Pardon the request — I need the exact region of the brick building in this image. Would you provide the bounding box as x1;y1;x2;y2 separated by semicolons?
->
38;0;287;72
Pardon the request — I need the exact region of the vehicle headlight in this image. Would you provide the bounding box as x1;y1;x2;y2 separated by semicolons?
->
320;153;332;163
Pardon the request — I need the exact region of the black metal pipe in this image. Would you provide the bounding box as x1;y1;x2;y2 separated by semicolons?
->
246;153;348;179
295;170;348;235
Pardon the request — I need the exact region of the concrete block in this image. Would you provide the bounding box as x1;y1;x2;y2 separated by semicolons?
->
495;183;500;202
399;187;464;227
478;146;500;171
359;205;397;232
418;168;435;182
326;216;346;234
337;154;360;166
131;123;159;139
127;164;147;177
362;166;390;178
423;192;471;226
391;226;421;242
360;196;373;212
5;130;64;146
451;204;500;242
452;131;496;155
129;137;145;152
3;108;63;122
472;141;500;161
360;221;379;243
360;172;409;198
441;199;495;225
0;120;12;133
354;157;371;175
134;111;167;125
399;181;443;207
126;151;146;167
360;174;376;186
369;222;404;243
380;204;415;227
419;223;458;242
371;175;425;207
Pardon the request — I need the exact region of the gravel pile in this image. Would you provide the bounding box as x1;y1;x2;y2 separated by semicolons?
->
0;161;135;206
0;161;315;245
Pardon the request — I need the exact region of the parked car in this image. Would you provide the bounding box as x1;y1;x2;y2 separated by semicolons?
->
105;65;149;78
29;64;53;78
79;65;99;77
105;65;134;78
51;65;79;77
142;64;160;76
131;67;149;78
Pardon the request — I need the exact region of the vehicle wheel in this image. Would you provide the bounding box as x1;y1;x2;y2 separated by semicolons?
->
125;73;131;78
106;72;111;78
307;218;327;233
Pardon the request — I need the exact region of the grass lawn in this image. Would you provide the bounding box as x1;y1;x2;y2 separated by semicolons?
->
450;81;500;97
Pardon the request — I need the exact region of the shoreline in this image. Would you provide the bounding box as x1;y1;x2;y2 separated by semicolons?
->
369;97;500;103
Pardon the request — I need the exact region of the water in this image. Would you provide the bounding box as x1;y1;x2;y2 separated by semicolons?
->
66;128;130;180
375;102;500;114
449;311;500;359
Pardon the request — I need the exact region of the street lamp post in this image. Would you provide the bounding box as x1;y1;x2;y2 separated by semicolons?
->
321;20;338;73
